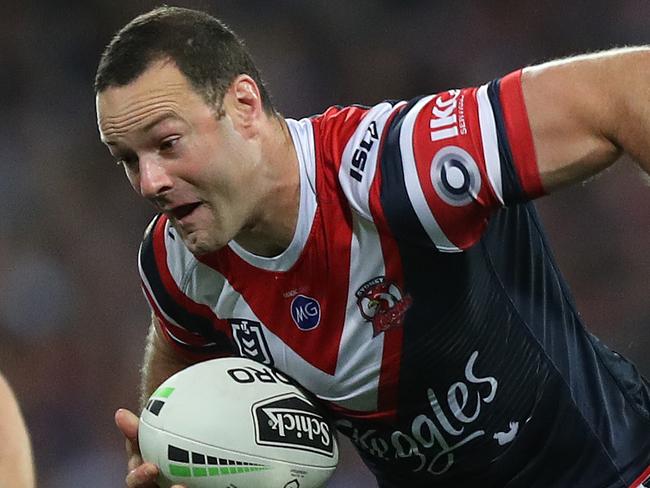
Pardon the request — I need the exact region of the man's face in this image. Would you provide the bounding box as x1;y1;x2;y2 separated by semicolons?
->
96;61;260;255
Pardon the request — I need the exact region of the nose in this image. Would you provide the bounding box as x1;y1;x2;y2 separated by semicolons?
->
138;157;173;199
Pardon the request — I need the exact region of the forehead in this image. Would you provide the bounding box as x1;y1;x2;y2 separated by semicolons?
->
96;61;201;141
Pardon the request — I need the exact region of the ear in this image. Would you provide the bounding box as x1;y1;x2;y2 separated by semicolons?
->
223;74;264;137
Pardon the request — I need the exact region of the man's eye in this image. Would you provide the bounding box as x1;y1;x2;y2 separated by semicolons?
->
159;137;180;152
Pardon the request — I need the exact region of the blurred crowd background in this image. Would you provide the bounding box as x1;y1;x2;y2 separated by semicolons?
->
1;0;649;486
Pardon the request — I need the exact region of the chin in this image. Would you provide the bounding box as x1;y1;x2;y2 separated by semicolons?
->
182;231;228;256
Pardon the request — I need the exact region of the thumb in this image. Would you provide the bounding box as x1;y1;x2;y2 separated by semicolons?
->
115;408;140;440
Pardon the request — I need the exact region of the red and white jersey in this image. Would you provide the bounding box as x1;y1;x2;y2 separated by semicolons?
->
139;71;650;487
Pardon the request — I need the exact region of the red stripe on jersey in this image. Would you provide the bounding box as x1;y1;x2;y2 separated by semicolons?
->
629;464;650;488
314;105;370;180
198;205;354;376
198;214;351;375
151;216;231;340
499;70;545;198
411;89;498;249
367;106;409;423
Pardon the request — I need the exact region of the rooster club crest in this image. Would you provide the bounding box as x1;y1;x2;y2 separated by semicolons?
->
355;277;412;336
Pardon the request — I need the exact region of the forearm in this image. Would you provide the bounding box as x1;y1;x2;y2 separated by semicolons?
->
604;48;650;177
139;315;195;409
522;46;650;191
0;374;34;488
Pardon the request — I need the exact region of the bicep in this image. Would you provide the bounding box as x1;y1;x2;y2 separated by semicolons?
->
521;57;622;192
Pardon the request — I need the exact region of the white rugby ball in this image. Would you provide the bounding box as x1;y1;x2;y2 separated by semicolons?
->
139;357;339;488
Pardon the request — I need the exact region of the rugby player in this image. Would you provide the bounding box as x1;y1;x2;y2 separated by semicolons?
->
97;7;650;487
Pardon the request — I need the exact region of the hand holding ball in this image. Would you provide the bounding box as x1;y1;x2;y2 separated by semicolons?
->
138;357;339;488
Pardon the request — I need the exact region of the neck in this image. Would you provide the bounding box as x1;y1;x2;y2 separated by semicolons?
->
234;116;300;257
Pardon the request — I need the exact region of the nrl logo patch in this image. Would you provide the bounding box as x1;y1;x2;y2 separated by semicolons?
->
230;319;274;366
253;393;334;457
355;276;412;336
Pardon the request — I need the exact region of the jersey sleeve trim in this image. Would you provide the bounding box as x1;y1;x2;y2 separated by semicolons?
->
498;70;544;199
139;215;233;357
477;84;504;205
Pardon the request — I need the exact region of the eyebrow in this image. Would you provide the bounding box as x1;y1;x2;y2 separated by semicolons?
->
102;112;181;147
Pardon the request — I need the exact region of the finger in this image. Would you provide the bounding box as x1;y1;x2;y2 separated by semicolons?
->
115;408;140;440
125;435;143;464
126;462;159;488
127;448;144;473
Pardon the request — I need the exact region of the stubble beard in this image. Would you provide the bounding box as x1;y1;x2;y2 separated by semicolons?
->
175;210;233;257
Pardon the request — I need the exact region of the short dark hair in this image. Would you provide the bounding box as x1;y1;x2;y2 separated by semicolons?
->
94;6;275;114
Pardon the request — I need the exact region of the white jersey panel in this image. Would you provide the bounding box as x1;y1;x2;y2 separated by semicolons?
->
332;212;387;410
338;102;406;221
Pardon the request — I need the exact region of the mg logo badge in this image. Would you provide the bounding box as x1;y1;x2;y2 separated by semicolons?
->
230;319;274;366
290;295;321;331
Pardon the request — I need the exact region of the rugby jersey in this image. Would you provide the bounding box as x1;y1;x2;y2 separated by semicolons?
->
139;70;650;487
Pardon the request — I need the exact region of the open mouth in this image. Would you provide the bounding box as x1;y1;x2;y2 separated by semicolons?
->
170;202;202;220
